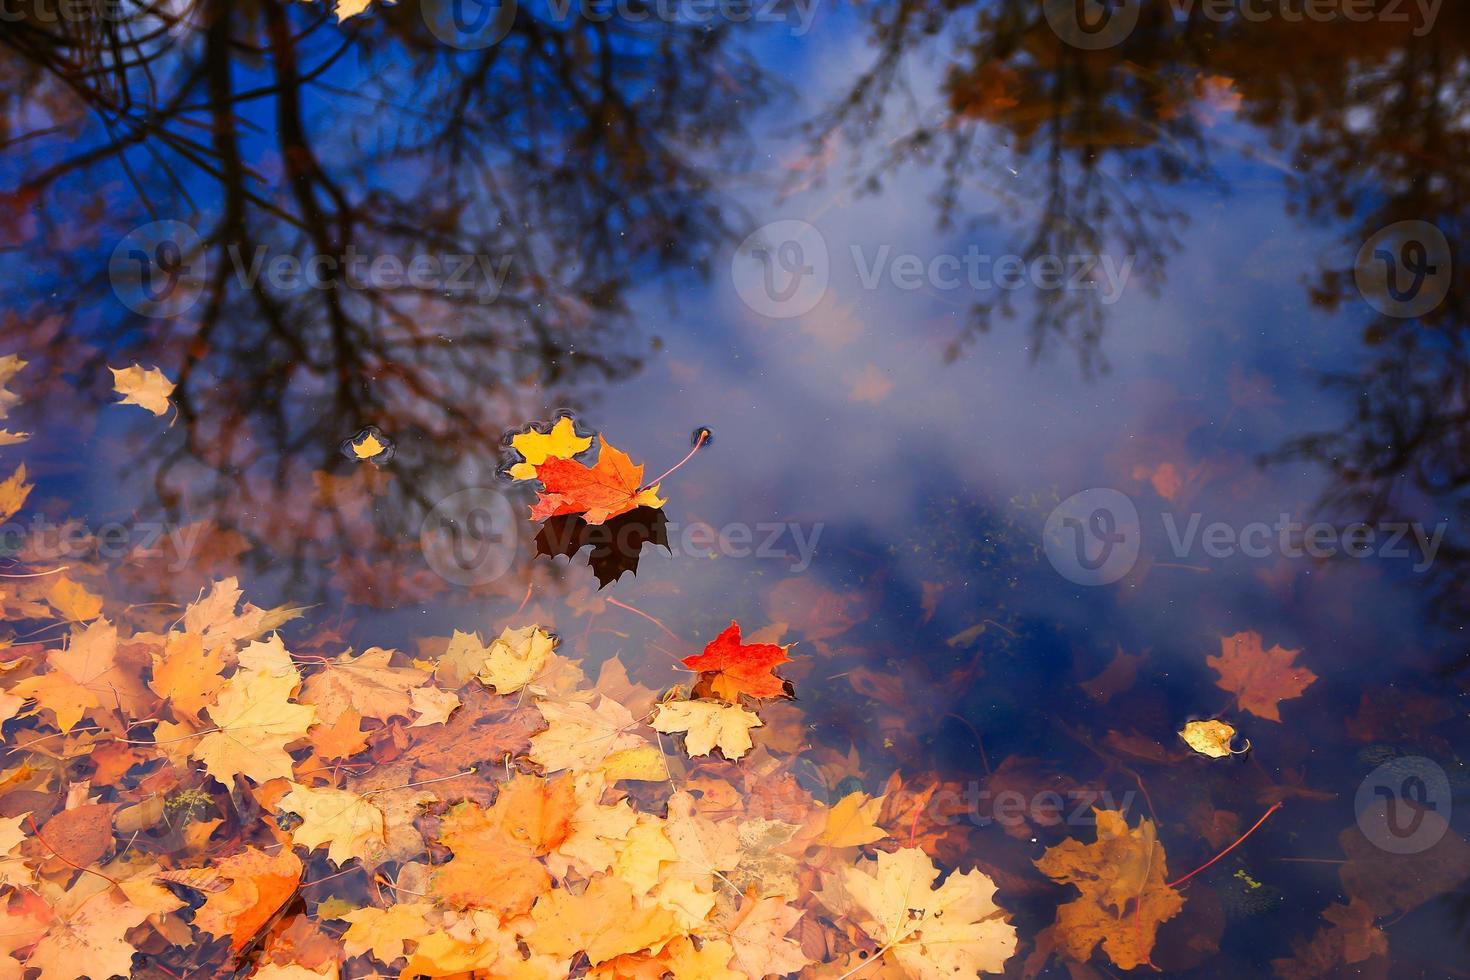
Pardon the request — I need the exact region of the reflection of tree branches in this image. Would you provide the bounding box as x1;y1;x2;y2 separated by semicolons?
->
808;0;1217;373
0;0;780;604
1245;10;1470;627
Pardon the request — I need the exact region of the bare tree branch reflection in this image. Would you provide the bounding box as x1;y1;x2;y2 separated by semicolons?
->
0;0;780;604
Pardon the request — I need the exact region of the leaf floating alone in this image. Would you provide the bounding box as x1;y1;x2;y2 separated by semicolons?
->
342;425;394;465
1180;719;1248;758
109;363;175;416
1209;631;1317;721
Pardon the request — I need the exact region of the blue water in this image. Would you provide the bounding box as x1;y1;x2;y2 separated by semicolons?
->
2;1;1468;975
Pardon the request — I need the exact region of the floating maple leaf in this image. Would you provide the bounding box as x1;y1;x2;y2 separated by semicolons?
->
652;698;764;760
109;363;174;416
825;847;1017;977
529;438;666;526
681;620;792;701
1034;809;1184;971
1209;631;1317;721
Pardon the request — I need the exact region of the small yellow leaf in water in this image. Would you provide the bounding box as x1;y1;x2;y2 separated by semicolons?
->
0;464;32;523
351;431;386;459
110;363;175;416
1179;719;1246;759
509;416;593;480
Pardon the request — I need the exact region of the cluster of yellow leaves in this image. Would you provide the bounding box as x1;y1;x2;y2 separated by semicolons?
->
0;575;1021;978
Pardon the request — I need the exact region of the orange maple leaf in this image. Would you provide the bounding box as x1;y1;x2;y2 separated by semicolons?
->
1209;631;1317;721
1034;809;1184;971
681;620;791;700
529;439;665;525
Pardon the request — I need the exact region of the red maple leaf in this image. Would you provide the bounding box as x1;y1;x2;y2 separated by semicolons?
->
529;439;666;526
682;621;791;700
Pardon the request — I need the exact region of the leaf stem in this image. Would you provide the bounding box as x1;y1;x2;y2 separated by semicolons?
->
641;429;708;490
1167;802;1283;888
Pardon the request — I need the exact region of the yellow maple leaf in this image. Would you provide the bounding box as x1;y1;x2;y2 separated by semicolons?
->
349;430;387;460
657;936;741;979
723;891;810;979
431;801;551;915
193;666;316;783
148;631;226;719
407;686;460;727
300;646;426;724
528;875;682;966
834;847;1016;978
11;619;150;733
1034;809;1183;971
476;624;556;694
27;876;175;980
509;416;594;480
0;464;31;523
45;576;103;622
543;772;639;878
652;699;762;760
611;818;677;896
342;900;436;963
530;695;653;775
109;363;175;416
277;783;386;866
817;791;889;847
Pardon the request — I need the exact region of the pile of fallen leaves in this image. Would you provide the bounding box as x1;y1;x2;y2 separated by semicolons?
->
0;579;1023;978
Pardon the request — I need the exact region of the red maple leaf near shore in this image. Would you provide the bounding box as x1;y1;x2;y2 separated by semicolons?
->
682;621;791;700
